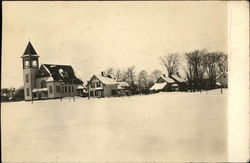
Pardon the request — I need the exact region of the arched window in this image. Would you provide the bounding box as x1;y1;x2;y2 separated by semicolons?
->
32;60;38;68
41;80;46;88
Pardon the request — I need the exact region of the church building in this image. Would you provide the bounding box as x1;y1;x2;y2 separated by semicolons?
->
21;41;84;101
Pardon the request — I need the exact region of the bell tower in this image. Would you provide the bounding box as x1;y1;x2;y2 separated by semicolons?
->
21;41;39;101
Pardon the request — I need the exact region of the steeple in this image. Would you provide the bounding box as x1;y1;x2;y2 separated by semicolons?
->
21;41;40;101
23;41;37;56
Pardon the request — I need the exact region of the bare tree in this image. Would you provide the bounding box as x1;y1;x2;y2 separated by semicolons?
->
115;69;123;81
204;52;225;89
138;70;149;92
105;67;115;76
217;53;228;74
150;69;162;82
184;50;207;91
160;53;181;76
126;66;136;83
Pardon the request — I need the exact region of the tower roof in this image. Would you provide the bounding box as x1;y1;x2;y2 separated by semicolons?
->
23;41;37;56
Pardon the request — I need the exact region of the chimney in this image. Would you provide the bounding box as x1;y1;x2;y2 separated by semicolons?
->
101;71;105;77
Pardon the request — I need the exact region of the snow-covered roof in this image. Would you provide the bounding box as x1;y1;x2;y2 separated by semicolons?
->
150;83;167;90
216;82;221;86
170;75;186;82
32;88;48;92
76;85;84;89
95;75;118;85
172;83;179;87
117;81;130;87
160;76;175;83
117;85;123;90
46;76;54;82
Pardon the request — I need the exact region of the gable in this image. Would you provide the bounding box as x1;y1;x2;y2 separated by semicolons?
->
36;65;51;78
156;77;166;83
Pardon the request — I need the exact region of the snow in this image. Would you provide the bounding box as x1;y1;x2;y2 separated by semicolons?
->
76;85;84;89
95;75;118;85
46;76;54;82
2;89;228;162
171;74;186;82
161;76;175;83
117;81;130;87
32;88;48;92
150;82;167;90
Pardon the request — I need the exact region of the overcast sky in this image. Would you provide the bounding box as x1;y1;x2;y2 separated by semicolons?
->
2;1;228;88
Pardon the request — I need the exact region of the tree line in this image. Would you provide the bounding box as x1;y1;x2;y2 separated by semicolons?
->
104;49;228;94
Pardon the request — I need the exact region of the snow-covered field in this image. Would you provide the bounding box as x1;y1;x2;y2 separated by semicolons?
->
2;89;228;162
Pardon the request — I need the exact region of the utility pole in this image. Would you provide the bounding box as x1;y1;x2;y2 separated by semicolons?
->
220;73;223;94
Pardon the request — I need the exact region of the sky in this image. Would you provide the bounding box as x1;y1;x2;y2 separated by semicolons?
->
2;1;228;88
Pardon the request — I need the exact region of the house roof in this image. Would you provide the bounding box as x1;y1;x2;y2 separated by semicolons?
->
150;83;167;90
170;75;186;83
23;41;38;56
88;75;118;85
117;81;130;87
76;85;85;89
40;64;83;84
160;76;175;83
95;75;118;85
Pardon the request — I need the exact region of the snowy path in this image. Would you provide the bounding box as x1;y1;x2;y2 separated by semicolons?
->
2;89;228;162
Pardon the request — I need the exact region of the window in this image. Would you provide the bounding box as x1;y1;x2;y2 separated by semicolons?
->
68;86;71;93
41;80;46;88
90;91;93;96
32;60;38;67
96;82;101;87
91;82;95;88
26;88;29;96
26;74;29;83
95;91;98;96
56;86;61;93
62;86;64;93
24;60;29;68
65;86;68;93
49;86;53;94
72;86;74;92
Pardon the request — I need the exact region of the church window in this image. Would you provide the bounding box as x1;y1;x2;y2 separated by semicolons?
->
56;86;61;93
26;74;29;83
24;61;29;68
49;86;53;94
32;60;38;67
26;88;29;96
41;80;46;88
68;86;71;93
